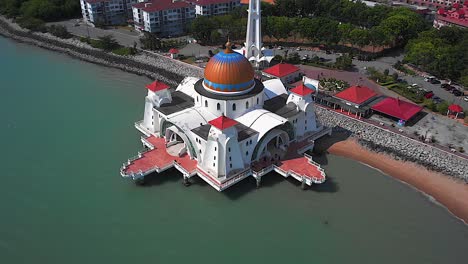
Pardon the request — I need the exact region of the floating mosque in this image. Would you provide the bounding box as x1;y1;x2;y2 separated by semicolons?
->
120;0;332;191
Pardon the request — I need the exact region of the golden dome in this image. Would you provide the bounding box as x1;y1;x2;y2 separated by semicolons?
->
203;46;255;94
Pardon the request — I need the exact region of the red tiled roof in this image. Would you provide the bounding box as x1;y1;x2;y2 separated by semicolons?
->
371;97;423;121
290;83;315;96
263;63;299;78
208;115;238;130
437;8;446;15
133;0;190;12
146;80;170;92
448;104;463;113
334;85;377;105
189;0;235;5
169;48;179;54
241;0;275;4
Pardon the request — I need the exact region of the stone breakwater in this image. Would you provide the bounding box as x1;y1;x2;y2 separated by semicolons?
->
0;17;203;86
315;107;468;182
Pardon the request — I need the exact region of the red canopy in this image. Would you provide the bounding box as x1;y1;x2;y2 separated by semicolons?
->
169;48;179;54
334;85;377;105
208;115;238;130
146;80;169;92
290;83;315;96
371;97;423;121
263;63;299;78
448;104;463;113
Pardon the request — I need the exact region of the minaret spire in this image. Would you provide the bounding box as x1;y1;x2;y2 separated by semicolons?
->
245;0;263;63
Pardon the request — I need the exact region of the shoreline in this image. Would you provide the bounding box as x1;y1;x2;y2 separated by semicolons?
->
2;15;467;223
326;138;468;224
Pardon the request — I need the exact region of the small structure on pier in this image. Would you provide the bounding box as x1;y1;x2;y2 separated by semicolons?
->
120;41;331;192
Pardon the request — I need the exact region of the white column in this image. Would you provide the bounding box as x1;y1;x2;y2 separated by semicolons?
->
245;0;262;62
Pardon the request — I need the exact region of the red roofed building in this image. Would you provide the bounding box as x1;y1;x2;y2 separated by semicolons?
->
146;80;170;92
394;0;462;10
208;115;238;130
290;83;315;97
262;63;301;84
132;0;195;36
333;85;377;107
188;0;241;17
80;0;137;26
434;2;468;29
371;97;423;122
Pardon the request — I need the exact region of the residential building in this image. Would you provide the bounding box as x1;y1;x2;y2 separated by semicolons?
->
434;2;468;28
189;0;241;16
132;0;196;36
393;0;464;9
80;0;137;26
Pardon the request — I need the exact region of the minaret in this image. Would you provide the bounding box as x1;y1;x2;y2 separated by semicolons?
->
245;0;262;63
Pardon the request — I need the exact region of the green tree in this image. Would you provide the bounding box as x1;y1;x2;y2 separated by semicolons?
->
47;24;71;39
139;32;161;50
190;16;215;43
98;35;119;51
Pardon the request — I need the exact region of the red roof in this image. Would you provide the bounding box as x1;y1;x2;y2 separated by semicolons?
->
448;104;463;113
263;63;299;78
334;85;377;105
208;115;238;130
189;0;235;5
290;83;315;96
371;97;423;121
169;48;179;54
146;80;169;92
437;8;446;15
133;0;190;12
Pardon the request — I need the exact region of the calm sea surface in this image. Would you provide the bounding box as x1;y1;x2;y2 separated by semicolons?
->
0;36;467;263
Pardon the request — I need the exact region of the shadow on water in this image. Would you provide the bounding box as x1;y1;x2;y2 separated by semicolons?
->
310;128;352;167
138;168;181;187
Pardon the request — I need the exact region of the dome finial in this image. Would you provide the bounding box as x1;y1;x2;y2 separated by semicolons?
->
225;37;233;53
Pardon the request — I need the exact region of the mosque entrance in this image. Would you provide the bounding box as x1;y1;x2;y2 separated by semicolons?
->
254;129;289;164
164;129;188;157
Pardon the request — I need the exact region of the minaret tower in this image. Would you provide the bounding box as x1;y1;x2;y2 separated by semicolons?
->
245;0;262;63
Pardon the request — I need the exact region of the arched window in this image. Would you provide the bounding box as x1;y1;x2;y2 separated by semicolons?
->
205;100;208;107
232;103;236;111
217;103;220;110
246;101;249;109
196;96;199;102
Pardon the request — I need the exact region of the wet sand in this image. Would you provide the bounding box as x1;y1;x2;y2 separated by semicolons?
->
327;139;468;223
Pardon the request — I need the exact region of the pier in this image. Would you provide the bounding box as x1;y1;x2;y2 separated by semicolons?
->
121;134;326;191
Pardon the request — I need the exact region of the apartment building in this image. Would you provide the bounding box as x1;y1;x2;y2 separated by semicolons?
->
80;0;137;25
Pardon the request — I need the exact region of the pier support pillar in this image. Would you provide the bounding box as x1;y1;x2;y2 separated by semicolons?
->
183;175;191;187
256;177;262;189
301;178;307;190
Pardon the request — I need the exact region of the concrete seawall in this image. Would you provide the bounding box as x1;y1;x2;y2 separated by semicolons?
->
0;17;203;87
315;107;468;182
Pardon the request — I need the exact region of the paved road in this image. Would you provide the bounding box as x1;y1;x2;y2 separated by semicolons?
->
48;19;142;48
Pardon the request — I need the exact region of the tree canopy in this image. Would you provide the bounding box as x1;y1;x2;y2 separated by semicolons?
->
404;27;468;86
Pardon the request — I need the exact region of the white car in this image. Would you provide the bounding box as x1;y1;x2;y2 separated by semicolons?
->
464;96;468;102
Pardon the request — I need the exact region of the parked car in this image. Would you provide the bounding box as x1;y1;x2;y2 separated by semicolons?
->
424;91;434;99
445;86;455;91
441;83;451;89
296;47;301;51
464;96;468;102
430;79;441;84
452;89;462;96
277;46;283;50
432;96;443;104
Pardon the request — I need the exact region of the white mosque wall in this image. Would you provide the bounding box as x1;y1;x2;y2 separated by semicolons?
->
195;93;264;119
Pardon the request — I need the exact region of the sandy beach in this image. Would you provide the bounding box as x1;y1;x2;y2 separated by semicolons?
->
326;138;468;223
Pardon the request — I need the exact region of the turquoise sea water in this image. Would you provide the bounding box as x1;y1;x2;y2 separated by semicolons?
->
0;36;467;264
